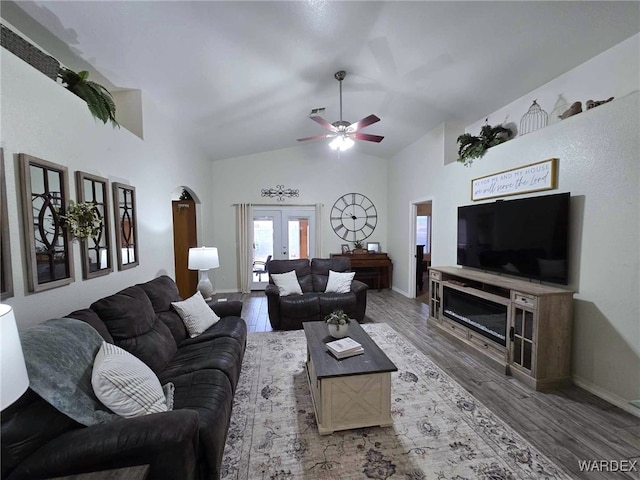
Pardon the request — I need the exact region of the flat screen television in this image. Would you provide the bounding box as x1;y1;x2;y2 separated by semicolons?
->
457;192;570;284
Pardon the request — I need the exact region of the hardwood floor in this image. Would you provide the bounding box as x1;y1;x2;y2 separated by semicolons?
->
213;290;640;479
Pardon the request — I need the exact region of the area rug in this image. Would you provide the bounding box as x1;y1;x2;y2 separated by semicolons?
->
221;323;570;480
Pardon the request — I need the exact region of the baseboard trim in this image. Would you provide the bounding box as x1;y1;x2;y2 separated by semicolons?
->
572;375;640;418
215;288;240;294
392;286;409;297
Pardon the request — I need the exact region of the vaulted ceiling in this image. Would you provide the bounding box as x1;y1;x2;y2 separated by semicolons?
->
4;1;639;161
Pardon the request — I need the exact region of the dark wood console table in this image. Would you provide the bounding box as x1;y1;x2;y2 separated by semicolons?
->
331;252;392;290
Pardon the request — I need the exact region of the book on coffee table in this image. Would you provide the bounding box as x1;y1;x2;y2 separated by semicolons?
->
326;337;364;359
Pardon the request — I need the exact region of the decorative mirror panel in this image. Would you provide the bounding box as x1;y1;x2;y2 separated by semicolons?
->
19;154;74;291
112;182;139;270
76;171;112;279
1;149;13;299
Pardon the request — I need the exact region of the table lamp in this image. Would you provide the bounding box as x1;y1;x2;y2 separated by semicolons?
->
188;246;219;300
1;305;29;409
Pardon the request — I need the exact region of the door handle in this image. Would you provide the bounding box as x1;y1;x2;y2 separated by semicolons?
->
509;327;515;341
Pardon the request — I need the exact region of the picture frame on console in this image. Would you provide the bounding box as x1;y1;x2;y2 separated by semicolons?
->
341;244;350;254
367;242;380;253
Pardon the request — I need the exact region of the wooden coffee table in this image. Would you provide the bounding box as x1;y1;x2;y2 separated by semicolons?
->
303;321;397;435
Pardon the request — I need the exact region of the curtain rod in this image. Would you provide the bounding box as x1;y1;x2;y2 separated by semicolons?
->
230;203;323;207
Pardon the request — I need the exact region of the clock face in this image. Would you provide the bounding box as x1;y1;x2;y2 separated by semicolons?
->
330;193;377;242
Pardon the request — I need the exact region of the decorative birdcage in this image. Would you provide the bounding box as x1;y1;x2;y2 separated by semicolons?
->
519;100;548;135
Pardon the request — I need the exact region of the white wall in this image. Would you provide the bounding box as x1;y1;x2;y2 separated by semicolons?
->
1;48;214;328
466;34;640;135
209;143;388;291
4;20;637;413
387;35;640;412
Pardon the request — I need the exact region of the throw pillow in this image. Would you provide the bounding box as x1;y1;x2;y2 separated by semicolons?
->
271;270;303;296
325;270;356;294
91;342;168;418
171;291;220;338
163;382;175;411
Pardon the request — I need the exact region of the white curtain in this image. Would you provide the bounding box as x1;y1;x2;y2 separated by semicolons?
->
315;203;323;257
235;203;253;293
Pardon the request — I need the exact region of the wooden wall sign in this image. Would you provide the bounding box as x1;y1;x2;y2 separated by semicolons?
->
471;158;558;201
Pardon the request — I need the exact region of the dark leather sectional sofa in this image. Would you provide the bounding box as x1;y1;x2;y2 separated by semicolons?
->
265;257;367;330
1;276;246;480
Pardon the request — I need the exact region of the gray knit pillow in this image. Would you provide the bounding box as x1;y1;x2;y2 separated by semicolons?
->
171;291;219;338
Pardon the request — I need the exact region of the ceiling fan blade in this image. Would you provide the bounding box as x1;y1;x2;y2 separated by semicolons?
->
354;132;384;143
309;116;337;132
347;114;380;132
297;133;335;142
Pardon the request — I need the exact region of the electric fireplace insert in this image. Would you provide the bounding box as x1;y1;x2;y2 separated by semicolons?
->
442;286;508;346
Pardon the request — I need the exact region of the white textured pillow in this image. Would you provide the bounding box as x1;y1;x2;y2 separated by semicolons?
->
271;270;303;296
171;291;220;338
325;270;356;294
92;342;168;418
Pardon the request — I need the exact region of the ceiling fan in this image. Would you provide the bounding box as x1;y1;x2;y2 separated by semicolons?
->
297;70;384;151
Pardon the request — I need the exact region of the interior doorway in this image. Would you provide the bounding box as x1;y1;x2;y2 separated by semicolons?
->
413;200;432;302
172;189;198;299
251;206;316;290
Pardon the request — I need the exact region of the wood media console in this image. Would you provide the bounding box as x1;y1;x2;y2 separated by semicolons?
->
428;266;574;391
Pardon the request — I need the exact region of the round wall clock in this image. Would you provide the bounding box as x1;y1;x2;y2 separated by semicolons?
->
330;193;377;242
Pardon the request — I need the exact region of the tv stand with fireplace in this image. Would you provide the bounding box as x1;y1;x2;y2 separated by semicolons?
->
428;266;573;391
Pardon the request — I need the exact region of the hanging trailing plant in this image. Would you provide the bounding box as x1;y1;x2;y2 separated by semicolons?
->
456;122;513;167
59;201;102;240
58;67;119;127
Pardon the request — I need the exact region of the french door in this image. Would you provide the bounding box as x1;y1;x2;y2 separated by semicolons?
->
251;206;316;290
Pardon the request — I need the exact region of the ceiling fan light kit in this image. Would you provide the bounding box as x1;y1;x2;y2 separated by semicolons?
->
329;135;355;151
297;70;384;151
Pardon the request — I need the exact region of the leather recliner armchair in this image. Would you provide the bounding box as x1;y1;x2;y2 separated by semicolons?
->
265;257;367;330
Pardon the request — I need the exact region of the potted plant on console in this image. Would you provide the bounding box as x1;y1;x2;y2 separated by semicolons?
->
325;309;351;339
352;240;368;254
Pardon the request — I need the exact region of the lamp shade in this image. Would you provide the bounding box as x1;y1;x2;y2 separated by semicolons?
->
0;305;29;409
188;247;220;271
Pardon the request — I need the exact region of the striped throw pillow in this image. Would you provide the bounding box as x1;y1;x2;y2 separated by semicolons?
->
92;342;168;418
